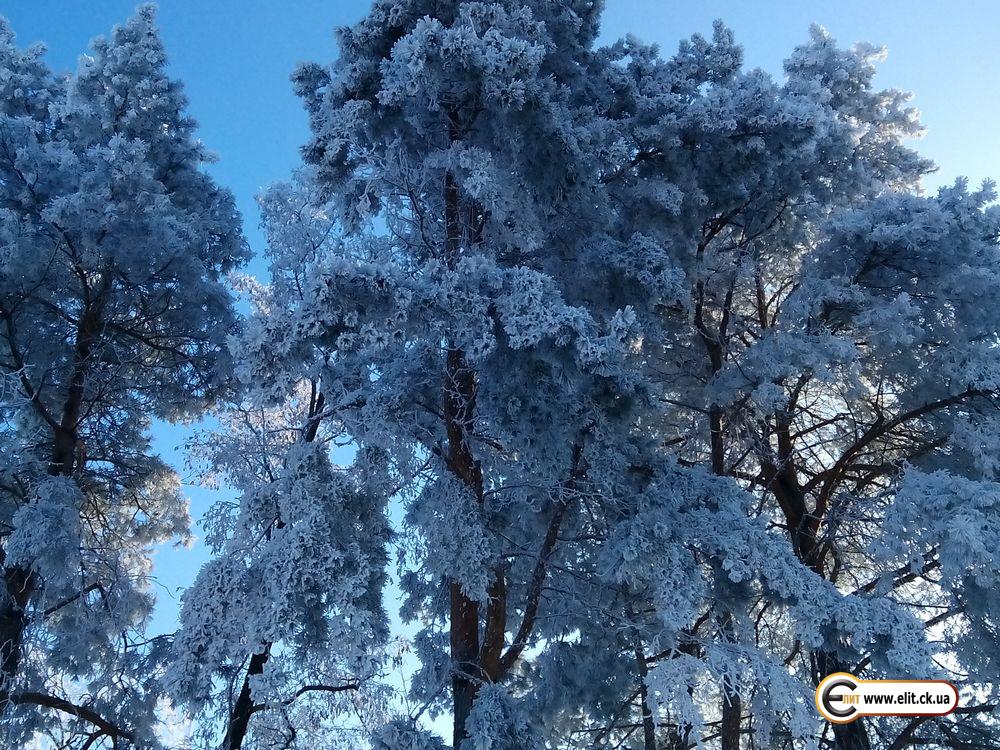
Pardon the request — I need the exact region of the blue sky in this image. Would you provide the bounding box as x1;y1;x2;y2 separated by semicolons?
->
3;0;998;634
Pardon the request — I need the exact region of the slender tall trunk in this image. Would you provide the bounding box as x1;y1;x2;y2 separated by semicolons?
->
439;135;572;747
0;563;34;710
443;342;485;747
711;403;742;750
720;683;742;750
633;640;658;750
758;399;873;750
813;651;871;750
449;579;480;748
694;253;744;750
0;282;105;710
440;155;488;746
221;648;271;750
219;391;326;750
802;521;871;750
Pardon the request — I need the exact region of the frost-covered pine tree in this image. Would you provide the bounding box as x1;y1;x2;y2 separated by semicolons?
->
170;2;1000;749
600;26;1000;750
0;7;245;747
166;177;393;750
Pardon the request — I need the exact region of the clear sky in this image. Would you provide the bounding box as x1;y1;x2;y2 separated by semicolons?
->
3;0;998;634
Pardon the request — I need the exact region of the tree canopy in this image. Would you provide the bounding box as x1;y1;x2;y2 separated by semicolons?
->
2;3;999;750
0;6;245;747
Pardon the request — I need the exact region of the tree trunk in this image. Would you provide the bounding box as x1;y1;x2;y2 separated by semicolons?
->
0;289;102;711
221;648;271;750
218;390;326;750
720;690;741;750
708;400;743;750
718;611;741;750
450;592;480;748
0;564;34;710
634;641;658;750
794;501;871;750
444;345;484;748
814;650;871;750
441;159;490;746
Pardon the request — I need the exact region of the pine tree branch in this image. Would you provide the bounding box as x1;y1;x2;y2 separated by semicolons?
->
9;691;134;742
